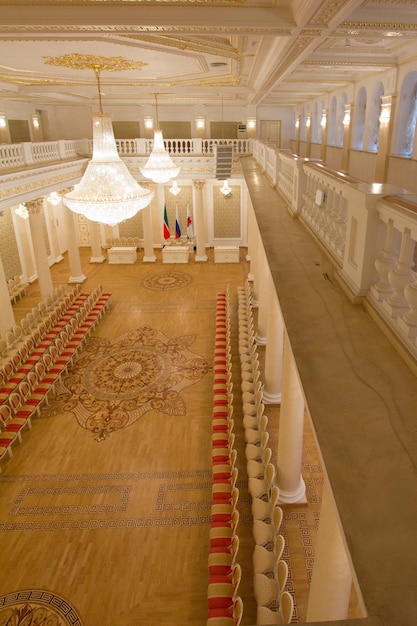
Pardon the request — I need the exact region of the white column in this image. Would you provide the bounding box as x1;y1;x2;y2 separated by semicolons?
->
277;332;306;503
193;180;207;262
27;199;54;299
263;290;284;404
88;219;105;263
142;203;156;262
246;193;253;262
0;249;15;337
249;223;260;307
44;197;64;263
255;246;269;345
11;206;37;284
63;205;87;283
306;481;353;622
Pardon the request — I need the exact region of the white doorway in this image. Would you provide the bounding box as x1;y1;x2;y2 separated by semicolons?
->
260;120;281;146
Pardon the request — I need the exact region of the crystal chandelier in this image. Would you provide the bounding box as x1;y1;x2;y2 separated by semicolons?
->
45;54;154;227
141;94;180;184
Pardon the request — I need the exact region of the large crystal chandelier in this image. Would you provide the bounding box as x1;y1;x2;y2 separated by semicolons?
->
45;54;154;226
141;94;180;184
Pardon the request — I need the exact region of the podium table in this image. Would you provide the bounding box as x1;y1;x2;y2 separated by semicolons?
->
108;247;137;264
162;245;190;264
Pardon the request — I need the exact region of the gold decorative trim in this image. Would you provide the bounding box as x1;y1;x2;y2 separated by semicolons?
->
301;59;396;67
120;34;240;59
0;25;291;35
341;21;417;31
44;53;147;72
309;0;349;26
26;199;44;213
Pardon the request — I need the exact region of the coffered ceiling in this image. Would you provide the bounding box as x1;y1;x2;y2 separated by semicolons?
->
0;0;416;111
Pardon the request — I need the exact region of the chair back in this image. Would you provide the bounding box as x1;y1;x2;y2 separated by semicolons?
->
272;505;283;534
280;590;294;623
0;404;12;426
8;391;22;413
277;558;288;594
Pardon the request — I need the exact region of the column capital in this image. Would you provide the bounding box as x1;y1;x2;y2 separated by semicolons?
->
193;180;206;190
26;198;44;214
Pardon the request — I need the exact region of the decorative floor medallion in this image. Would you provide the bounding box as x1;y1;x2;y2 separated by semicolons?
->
46;326;209;441
0;589;82;626
143;271;192;291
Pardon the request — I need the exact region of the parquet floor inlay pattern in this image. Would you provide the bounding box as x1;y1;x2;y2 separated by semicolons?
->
0;589;82;626
142;271;192;291
42;327;209;441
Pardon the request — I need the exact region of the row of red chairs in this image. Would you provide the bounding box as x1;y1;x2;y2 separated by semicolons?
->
0;285;112;471
208;290;243;626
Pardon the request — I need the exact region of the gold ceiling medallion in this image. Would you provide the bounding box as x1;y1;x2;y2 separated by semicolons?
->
43;53;147;73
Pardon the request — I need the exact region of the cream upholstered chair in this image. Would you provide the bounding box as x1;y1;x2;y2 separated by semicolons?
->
253;505;283;548
208;534;239;576
253;533;285;576
280;590;294;623
248;461;275;501
256;605;284;625
253;572;279;609
245;413;268;446
209;509;239;548
251;485;280;522
207;563;241;611
247;446;272;479
277;559;289;596
245;430;269;462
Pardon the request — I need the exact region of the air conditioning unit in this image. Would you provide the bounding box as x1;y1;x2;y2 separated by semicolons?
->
237;124;247;138
215;144;233;180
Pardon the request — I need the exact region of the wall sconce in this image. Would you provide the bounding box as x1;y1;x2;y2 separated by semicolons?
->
220;180;232;197
196;118;205;129
379;106;390;124
306;116;311;128
15;203;29;219
247;118;256;129
32;115;40;129
47;191;61;205
343;109;351;126
144;117;154;129
0;114;6;129
320;112;327;128
169;180;181;196
295;117;300;129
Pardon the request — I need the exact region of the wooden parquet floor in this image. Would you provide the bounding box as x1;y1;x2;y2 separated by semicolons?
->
0;246;330;626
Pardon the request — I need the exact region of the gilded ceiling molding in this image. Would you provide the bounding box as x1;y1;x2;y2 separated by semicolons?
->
43;53;147;72
0;168;86;202
301;59;396;67
309;0;349;26
120;34;240;59
0;25;292;35
342;21;417;31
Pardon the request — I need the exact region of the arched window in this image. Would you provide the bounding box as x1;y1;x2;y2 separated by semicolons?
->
366;82;384;152
328;96;337;146
352;87;366;150
317;100;324;145
312;102;319;143
337;93;347;147
394;71;417;157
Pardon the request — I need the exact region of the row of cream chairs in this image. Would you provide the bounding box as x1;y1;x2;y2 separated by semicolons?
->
8;275;29;304
208;290;243;626
104;236;141;250
237;282;294;625
0;285;112;471
1;284;69;359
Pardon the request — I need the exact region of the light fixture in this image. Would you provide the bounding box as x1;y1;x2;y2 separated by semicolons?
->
295;117;300;129
47;191;61;205
220;180;232;197
306;116;311;128
169;180;181;196
320;111;327;128
343;108;351;126
44;54;154;227
247;118;256;129
141;94;180;184
0;114;6;129
32;115;40;128
144;117;154;129
196;118;205;129
15;203;29;219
